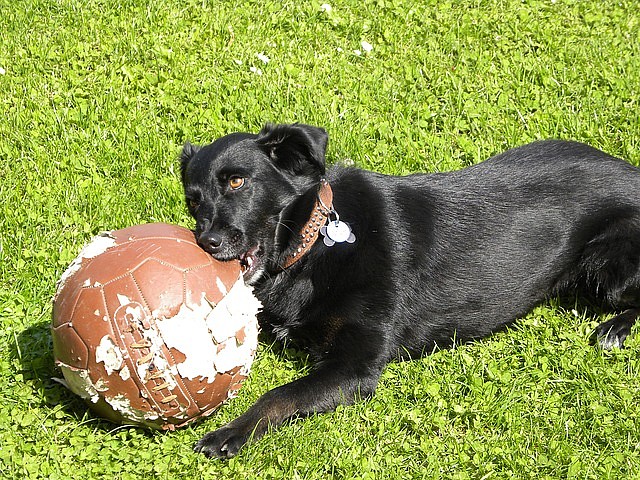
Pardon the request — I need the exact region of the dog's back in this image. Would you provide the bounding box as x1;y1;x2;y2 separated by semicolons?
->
323;140;640;355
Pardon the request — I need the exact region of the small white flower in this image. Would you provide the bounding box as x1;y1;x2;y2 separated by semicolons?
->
0;66;5;75
337;47;343;53
361;41;373;53
256;53;270;64
353;49;362;56
249;66;263;75
320;3;332;12
233;59;243;65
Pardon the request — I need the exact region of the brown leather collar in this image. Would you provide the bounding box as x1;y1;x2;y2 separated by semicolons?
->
282;180;333;269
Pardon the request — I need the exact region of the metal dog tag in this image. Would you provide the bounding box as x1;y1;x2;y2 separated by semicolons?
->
321;220;356;247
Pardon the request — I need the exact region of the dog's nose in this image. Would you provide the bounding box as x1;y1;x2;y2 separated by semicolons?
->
198;231;223;253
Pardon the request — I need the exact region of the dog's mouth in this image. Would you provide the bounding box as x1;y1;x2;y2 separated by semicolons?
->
239;245;264;284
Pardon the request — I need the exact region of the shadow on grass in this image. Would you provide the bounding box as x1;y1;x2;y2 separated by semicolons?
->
13;319;155;435
12;319;311;436
258;329;313;367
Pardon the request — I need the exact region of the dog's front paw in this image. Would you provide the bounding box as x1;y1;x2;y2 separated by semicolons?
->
193;425;252;459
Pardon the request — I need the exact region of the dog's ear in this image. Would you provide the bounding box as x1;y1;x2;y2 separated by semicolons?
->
256;123;328;175
180;142;201;182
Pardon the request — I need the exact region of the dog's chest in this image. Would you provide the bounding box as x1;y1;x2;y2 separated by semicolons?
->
255;276;316;343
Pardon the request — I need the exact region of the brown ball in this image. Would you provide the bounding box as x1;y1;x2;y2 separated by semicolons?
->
51;223;261;430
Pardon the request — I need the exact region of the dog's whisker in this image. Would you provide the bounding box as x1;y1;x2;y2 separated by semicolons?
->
276;221;297;236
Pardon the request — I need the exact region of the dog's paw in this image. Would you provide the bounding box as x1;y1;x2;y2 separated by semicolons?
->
193;425;251;459
594;313;635;349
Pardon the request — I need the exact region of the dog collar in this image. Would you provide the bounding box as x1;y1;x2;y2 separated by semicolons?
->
282;180;334;269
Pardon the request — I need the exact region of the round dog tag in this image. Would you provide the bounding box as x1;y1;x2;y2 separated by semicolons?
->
326;221;351;243
321;220;356;247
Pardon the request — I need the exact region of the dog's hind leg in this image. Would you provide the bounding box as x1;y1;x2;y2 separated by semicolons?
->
594;308;640;349
597;253;640;348
579;217;640;349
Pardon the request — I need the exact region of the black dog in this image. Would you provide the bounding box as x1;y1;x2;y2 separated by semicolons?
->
180;123;640;459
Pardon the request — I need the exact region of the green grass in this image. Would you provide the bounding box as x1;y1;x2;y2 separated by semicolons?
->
1;0;640;477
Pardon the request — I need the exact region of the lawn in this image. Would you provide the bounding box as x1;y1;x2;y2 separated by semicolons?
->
1;0;639;478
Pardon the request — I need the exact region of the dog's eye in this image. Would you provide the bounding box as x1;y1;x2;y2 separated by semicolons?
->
228;176;246;190
188;199;199;210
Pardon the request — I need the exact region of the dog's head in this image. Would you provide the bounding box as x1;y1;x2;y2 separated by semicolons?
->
180;123;328;284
